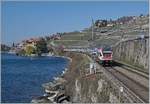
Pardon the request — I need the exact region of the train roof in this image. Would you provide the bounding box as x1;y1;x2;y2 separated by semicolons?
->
103;51;112;53
97;47;112;51
103;47;112;51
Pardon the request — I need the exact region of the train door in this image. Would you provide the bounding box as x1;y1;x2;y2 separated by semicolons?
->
97;50;103;64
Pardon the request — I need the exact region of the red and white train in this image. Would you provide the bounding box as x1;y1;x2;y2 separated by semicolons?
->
96;48;113;66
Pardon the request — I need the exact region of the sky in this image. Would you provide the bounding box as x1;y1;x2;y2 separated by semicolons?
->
1;1;149;45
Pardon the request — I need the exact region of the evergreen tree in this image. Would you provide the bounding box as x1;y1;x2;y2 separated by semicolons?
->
36;38;48;55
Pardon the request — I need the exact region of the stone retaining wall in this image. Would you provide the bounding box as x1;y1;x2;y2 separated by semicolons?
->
113;37;149;72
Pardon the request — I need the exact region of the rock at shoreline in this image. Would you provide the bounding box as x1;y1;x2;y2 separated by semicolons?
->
42;77;67;92
54;77;67;83
42;81;65;91
31;96;52;103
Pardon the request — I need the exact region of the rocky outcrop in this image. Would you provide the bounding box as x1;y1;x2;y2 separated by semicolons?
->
71;74;112;103
113;37;149;73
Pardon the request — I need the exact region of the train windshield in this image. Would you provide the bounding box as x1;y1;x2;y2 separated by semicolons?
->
103;51;112;57
103;53;111;57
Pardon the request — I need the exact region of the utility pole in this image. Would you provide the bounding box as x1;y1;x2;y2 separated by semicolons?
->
92;18;94;40
91;18;97;74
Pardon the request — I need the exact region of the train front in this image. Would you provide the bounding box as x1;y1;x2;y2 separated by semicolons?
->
97;47;113;66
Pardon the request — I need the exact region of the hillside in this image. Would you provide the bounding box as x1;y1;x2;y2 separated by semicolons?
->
47;15;149;48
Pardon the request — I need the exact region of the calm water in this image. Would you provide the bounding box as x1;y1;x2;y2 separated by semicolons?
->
1;53;69;103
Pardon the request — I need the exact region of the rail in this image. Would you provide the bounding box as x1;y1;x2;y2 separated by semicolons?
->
102;66;146;103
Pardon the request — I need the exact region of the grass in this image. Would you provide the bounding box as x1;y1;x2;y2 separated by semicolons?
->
95;37;120;46
53;40;89;47
61;33;85;40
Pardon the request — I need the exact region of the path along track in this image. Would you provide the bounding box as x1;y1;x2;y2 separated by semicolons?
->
103;66;149;103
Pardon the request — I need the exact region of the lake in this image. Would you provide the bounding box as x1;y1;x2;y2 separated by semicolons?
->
1;53;69;103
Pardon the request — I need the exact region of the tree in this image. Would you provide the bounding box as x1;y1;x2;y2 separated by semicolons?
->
95;20;100;27
140;14;143;17
102;20;107;27
25;45;36;55
1;44;10;52
36;38;48;55
95;19;107;27
45;36;51;41
12;42;15;47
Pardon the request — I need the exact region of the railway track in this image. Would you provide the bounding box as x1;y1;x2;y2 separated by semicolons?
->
104;66;149;103
111;66;149;88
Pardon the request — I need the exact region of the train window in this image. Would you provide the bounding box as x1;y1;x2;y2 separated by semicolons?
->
99;52;102;56
103;53;111;57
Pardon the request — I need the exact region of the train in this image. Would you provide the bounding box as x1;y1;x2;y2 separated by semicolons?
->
95;47;113;66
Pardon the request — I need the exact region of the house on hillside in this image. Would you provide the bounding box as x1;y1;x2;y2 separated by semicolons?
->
51;34;61;40
26;38;39;47
54;35;61;40
95;20;107;28
107;23;114;27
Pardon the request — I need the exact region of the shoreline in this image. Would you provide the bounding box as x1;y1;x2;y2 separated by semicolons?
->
31;53;73;103
53;55;72;63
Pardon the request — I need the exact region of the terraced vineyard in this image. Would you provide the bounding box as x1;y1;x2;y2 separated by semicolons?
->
47;15;149;49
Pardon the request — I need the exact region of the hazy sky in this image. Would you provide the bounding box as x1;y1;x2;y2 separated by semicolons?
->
2;1;149;45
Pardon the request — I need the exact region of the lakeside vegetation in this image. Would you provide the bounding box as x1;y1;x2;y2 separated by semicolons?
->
1;44;11;52
17;38;49;56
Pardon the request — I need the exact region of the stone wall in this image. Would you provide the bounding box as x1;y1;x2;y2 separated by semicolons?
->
113;37;149;72
72;74;110;103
